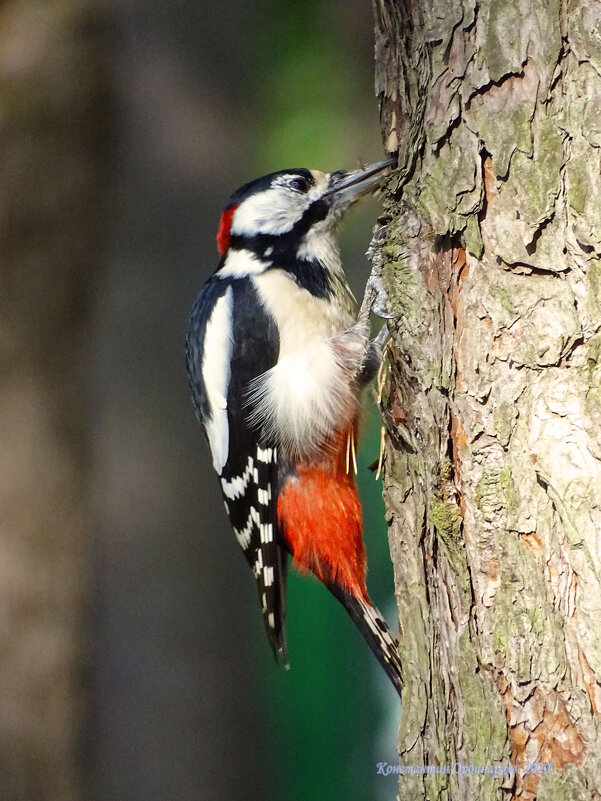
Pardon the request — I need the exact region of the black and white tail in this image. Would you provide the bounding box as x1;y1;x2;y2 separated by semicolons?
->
328;583;403;698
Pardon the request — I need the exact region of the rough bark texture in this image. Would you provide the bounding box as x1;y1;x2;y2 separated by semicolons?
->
373;0;601;798
0;2;109;799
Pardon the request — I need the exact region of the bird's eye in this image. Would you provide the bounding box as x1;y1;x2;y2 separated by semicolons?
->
288;176;310;193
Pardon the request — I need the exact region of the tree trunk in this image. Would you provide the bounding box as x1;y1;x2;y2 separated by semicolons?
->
0;2;110;799
373;0;601;798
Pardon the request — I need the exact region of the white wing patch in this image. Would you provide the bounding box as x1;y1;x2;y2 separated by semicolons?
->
233;505;260;550
202;287;233;472
220;456;258;500
257;446;274;463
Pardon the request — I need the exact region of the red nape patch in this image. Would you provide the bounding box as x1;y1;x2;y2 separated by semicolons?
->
216;204;238;256
277;448;368;601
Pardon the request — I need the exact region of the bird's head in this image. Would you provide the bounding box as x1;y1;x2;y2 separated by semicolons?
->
216;158;395;258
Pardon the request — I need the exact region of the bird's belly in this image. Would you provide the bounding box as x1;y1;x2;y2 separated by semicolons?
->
249;270;358;457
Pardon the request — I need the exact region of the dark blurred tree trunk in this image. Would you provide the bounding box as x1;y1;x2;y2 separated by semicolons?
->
373;1;601;798
0;2;110;799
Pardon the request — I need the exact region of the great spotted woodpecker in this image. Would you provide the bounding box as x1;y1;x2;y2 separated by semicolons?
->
186;157;403;697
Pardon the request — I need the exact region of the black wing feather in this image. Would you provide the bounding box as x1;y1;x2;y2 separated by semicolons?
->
186;275;289;664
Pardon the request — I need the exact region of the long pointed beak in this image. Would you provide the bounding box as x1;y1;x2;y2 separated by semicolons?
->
324;156;396;202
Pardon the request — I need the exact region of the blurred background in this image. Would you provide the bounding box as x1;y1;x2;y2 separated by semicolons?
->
0;0;399;799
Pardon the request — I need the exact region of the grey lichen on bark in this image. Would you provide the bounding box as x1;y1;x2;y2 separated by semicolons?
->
373;0;601;798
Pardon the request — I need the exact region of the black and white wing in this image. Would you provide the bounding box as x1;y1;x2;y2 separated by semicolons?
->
186;275;289;664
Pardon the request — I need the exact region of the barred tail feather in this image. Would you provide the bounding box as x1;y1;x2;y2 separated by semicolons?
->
328;583;403;698
266;544;289;668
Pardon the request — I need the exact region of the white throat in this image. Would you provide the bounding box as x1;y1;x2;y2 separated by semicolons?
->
297;226;344;277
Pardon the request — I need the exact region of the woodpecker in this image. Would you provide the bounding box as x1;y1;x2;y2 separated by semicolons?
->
186;157;403;697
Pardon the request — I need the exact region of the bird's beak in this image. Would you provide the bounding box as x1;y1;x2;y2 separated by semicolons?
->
324;157;396;205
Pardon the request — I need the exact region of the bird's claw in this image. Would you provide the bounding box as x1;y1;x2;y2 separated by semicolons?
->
362;273;393;320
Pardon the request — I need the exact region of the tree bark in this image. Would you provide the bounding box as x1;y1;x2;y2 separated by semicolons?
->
0;2;110;799
373;0;601;798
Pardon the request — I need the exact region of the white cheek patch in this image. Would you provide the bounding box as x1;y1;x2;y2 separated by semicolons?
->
231;176;328;238
202;287;233;472
232;188;310;236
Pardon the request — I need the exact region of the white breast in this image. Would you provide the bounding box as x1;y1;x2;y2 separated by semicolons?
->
249;269;359;458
